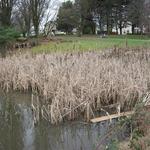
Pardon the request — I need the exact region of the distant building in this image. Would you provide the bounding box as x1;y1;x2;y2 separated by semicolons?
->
95;23;133;35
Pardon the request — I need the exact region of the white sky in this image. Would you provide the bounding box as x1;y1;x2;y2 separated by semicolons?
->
60;0;74;2
40;0;74;29
47;0;74;20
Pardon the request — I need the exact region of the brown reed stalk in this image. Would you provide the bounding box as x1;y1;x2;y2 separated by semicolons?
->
0;48;150;123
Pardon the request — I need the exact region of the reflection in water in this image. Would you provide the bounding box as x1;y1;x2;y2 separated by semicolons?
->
0;92;126;150
21;107;35;150
0;95;23;150
35;122;114;150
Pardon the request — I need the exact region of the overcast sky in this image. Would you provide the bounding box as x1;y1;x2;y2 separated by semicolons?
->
47;0;73;20
41;0;73;28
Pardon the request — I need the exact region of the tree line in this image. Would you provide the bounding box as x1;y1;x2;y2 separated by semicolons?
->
0;0;150;39
57;0;150;35
0;0;51;38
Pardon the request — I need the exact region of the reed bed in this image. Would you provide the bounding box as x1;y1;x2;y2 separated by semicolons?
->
0;48;150;123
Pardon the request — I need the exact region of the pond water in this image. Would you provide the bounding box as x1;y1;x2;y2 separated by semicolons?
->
0;92;128;150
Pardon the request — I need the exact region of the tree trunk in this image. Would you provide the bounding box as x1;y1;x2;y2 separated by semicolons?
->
98;18;103;34
0;0;12;27
22;32;26;37
106;14;109;34
116;24;118;34
119;22;122;35
77;17;83;37
77;25;82;37
132;24;135;34
34;23;39;37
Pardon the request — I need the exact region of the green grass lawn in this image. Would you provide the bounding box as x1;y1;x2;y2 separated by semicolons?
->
31;35;150;53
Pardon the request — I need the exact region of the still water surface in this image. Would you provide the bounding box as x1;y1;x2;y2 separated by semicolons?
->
0;92;126;150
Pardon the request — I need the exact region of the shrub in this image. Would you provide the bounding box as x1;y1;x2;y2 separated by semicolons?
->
0;27;20;45
83;26;93;34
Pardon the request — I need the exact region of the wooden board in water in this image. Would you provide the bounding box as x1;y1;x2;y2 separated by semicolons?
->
91;111;135;123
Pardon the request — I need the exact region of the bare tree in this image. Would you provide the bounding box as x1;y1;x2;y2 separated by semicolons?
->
127;0;145;34
43;0;60;37
29;0;50;37
143;0;150;34
13;0;31;37
43;12;57;37
0;0;17;26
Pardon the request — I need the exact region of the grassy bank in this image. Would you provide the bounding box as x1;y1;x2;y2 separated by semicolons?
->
31;35;150;53
0;48;150;123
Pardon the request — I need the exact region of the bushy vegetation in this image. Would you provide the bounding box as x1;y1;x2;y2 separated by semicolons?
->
95;94;150;150
118;94;150;150
0;27;20;45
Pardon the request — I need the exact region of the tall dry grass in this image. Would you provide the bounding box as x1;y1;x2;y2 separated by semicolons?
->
0;48;150;123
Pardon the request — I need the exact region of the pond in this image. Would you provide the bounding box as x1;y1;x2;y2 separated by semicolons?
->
0;91;128;150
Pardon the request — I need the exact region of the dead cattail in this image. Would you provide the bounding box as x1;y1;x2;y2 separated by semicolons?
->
0;48;150;123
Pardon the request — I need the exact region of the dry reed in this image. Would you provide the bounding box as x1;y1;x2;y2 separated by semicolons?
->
0;48;150;123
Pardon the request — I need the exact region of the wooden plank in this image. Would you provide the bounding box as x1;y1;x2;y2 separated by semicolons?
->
90;111;135;123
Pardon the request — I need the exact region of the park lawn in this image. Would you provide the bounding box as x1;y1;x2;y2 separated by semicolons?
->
31;35;150;53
